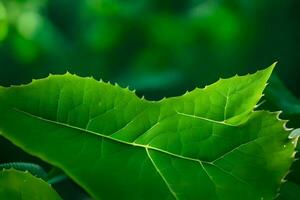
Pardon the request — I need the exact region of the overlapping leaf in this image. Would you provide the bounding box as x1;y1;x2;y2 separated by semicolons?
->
0;64;296;200
0;169;62;200
264;75;300;199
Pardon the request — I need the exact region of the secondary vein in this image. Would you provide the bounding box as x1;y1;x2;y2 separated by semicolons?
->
146;148;179;200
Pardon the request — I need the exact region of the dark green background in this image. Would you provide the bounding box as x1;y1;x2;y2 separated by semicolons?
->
0;0;299;99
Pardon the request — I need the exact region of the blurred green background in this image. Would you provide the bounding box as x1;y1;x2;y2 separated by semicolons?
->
0;0;300;198
0;0;299;99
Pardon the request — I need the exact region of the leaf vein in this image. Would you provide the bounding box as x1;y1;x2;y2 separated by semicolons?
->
146;148;178;200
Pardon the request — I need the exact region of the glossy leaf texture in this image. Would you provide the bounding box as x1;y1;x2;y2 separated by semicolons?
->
0;168;62;200
0;64;296;200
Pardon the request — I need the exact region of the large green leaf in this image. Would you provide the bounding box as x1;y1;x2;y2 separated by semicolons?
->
0;64;296;200
0;168;62;200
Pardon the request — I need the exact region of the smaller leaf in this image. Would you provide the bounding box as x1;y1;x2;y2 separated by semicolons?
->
277;181;300;200
263;74;300;200
46;167;68;184
0;162;47;179
0;168;62;200
265;74;300;117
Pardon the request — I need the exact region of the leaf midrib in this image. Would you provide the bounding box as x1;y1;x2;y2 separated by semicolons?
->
11;106;262;198
13;106;265;165
13;107;210;164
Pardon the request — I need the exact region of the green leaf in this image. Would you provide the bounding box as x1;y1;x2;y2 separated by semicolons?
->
263;75;300;200
277;181;300;200
0;162;47;180
0;168;62;200
264;74;300;118
0;64;296;200
46;167;68;185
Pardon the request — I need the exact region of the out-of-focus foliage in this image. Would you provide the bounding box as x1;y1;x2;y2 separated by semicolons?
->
265;75;300;127
0;0;299;99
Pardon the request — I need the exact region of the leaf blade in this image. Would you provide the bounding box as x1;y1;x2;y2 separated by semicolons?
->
0;169;62;200
0;64;295;200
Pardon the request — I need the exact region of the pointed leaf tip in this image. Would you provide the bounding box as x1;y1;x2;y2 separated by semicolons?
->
254;63;276;86
266;62;277;74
